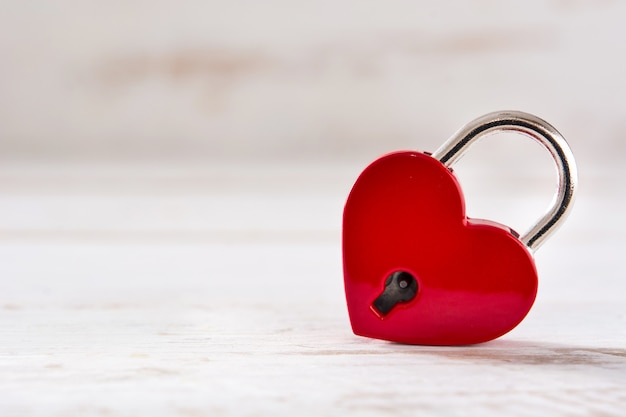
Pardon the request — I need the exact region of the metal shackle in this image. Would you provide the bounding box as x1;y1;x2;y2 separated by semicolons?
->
431;111;578;252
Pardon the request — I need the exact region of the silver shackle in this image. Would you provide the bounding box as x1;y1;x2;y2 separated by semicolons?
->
431;111;578;252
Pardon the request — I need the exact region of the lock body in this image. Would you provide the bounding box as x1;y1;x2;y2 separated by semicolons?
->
343;151;538;345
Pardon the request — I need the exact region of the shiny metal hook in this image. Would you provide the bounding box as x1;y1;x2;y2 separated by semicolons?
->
431;111;578;252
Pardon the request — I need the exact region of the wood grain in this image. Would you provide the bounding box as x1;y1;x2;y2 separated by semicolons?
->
1;161;625;416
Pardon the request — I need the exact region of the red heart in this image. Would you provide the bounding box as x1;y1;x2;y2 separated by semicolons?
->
343;151;538;345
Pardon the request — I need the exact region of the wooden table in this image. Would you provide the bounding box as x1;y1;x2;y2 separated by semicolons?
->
1;160;624;416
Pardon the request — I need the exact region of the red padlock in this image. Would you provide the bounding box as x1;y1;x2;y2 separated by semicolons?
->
343;111;577;345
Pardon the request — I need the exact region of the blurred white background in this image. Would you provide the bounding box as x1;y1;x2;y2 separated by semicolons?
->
1;0;624;244
1;1;625;416
1;1;624;162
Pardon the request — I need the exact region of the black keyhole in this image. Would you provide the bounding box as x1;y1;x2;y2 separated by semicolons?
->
372;271;418;317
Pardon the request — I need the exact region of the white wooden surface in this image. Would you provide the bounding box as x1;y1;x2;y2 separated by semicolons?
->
1;159;625;416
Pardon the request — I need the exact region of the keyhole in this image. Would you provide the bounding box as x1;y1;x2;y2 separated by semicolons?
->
372;271;418;317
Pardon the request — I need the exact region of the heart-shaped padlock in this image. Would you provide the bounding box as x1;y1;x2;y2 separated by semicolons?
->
343;111;577;345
